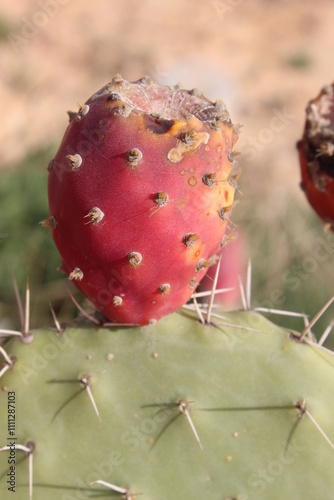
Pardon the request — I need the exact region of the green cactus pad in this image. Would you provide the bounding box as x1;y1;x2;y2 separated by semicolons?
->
0;310;333;499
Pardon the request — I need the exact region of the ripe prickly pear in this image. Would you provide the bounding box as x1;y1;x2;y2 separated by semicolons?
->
46;76;239;325
298;82;334;228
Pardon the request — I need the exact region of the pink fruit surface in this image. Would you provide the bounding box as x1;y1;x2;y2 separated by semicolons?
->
47;76;239;325
198;231;247;309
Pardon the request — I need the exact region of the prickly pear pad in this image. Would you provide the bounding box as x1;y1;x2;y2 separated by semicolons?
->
47;76;239;324
1;310;333;499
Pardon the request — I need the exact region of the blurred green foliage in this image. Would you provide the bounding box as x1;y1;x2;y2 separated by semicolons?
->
0;147;77;328
0;15;12;40
285;53;312;69
0;148;56;288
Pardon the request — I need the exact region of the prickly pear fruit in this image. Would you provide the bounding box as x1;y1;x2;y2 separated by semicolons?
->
1;309;334;499
46;76;239;325
298;82;334;228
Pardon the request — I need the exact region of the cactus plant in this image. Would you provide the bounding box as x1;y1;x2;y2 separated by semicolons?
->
1;77;334;500
298;82;334;229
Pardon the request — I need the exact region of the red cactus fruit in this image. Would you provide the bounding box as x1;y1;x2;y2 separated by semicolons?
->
46;76;239;325
298;83;334;228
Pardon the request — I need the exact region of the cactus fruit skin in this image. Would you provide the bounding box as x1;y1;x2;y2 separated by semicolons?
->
47;76;239;325
298;83;334;228
1;310;334;499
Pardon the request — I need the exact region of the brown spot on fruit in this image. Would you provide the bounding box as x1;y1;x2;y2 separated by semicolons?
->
188;176;197;186
145;115;175;134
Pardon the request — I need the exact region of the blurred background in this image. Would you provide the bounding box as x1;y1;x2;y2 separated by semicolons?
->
1;0;334;346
